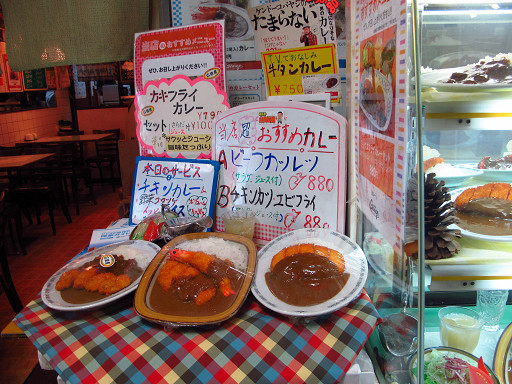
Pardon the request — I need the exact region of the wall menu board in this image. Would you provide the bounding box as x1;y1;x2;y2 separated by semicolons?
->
212;101;347;245
23;68;48;90
129;156;220;225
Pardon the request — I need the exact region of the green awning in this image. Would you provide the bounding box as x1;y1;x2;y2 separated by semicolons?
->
1;0;149;71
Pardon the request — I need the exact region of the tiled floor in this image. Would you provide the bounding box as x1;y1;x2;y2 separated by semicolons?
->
0;184;122;384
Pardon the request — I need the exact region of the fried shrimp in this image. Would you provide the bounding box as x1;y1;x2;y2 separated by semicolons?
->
195;287;217;305
55;269;81;291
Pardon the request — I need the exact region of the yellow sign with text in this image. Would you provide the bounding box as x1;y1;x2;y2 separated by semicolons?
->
262;44;338;99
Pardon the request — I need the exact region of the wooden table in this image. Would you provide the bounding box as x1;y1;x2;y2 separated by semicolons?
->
16;133;116;165
16;133;116;146
0;153;55;172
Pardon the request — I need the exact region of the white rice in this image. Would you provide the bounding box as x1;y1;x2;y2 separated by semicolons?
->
427;162;468;177
110;245;139;260
176;238;248;270
423;145;440;160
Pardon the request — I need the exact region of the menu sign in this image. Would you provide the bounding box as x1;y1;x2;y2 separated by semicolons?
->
262;44;338;99
213;101;347;245
353;0;407;251
23;68;48;90
134;22;228;158
129;156;220;225
135;75;229;158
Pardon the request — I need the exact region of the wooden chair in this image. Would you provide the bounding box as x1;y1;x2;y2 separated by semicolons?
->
58;143;97;216
0;190;24;313
86;129;121;191
10;145;72;234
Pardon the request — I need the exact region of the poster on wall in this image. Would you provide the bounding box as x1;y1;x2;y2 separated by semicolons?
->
261;44;339;101
0;42;7;92
248;0;337;54
353;0;408;252
170;0;269;62
129;156;220;225
134;22;229;159
45;68;56;89
248;0;339;102
226;61;265;107
3;52;22;92
212;100;347;246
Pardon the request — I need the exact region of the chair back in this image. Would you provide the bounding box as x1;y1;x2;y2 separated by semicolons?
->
58;130;84;136
93;129;120;159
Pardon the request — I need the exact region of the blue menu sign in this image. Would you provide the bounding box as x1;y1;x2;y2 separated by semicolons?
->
129;156;220;225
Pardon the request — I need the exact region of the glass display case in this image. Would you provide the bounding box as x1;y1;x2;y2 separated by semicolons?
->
350;1;512;383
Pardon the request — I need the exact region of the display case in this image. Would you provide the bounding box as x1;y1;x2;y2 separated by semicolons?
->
350;0;512;382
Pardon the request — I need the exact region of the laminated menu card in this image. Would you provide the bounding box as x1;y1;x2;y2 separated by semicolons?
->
129;156;220;225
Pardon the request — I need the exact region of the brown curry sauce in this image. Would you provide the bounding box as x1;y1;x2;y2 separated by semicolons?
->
265;252;349;306
59;255;143;304
148;262;245;316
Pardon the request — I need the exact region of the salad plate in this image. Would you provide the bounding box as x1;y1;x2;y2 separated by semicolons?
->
493;322;512;384
409;347;499;383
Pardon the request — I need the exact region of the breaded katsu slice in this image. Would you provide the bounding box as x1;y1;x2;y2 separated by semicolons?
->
455;182;512;209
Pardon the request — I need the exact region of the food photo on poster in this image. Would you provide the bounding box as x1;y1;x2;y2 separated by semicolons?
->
359;25;396;137
171;0;268;62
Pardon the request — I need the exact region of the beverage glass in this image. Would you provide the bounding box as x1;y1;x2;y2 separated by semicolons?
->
222;208;256;240
438;306;482;353
477;290;509;332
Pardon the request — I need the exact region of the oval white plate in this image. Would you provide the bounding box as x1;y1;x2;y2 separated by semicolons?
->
432;166;483;188
42;240;160;311
251;228;368;317
422;67;512;92
458;163;512;183
450;186;512;242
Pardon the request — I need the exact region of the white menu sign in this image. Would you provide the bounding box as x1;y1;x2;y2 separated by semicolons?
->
212;101;347;245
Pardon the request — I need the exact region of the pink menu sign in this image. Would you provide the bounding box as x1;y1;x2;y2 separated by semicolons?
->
134;22;228;159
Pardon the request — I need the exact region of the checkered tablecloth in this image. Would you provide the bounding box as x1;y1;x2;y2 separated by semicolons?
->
14;291;380;384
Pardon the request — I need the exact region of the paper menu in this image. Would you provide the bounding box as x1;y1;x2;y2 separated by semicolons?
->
248;0;337;54
133;22;229;158
171;0;269;62
353;0;408;253
212;100;347;245
134;21;226;95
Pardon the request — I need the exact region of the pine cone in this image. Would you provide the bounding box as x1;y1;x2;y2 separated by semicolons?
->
423;173;461;260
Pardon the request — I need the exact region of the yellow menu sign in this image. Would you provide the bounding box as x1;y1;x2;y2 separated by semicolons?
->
262;44;337;98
